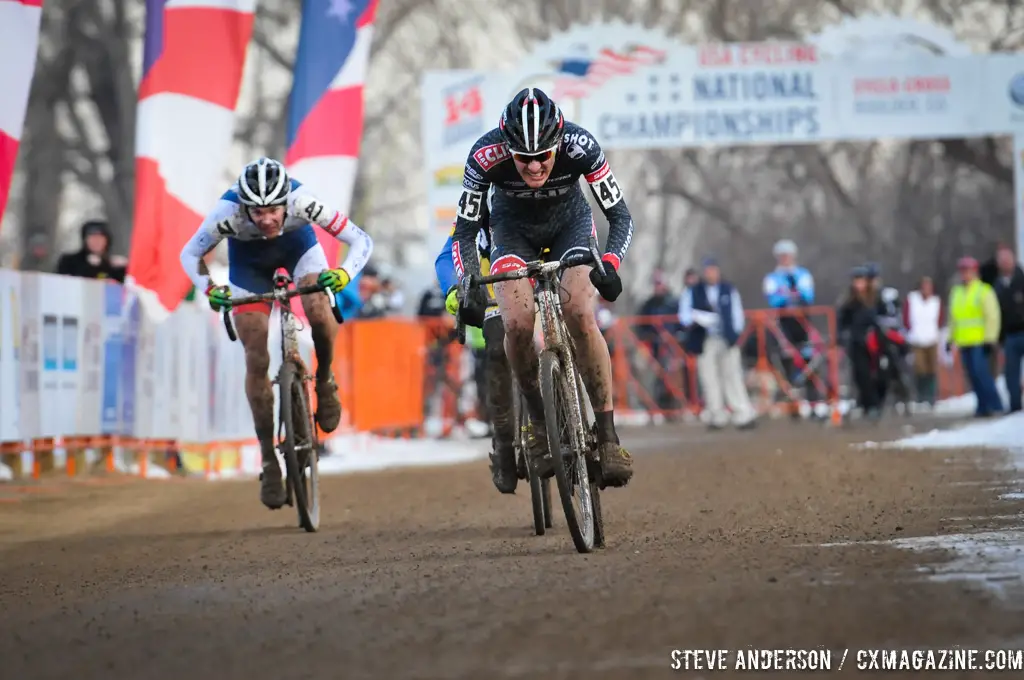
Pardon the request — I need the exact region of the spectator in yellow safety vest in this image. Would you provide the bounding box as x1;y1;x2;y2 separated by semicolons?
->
948;256;1003;417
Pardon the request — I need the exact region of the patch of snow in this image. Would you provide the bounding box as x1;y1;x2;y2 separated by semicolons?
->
888;412;1024;457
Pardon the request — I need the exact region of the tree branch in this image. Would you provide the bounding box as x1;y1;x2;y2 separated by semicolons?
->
939;139;1013;185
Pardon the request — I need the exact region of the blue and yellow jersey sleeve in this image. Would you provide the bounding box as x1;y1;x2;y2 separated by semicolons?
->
434;223;495;299
435;230;458;294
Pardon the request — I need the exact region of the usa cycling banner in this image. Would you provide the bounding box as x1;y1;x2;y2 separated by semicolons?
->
421;18;1024;262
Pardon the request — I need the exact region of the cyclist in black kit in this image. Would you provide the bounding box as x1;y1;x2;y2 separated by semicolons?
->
451;87;635;488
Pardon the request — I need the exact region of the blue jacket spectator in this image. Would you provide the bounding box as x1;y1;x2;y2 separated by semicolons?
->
763;239;814;308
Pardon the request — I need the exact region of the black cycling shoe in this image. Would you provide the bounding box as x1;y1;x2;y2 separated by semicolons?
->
597;441;633;488
527;423;553;479
489;445;518;494
260;459;287;509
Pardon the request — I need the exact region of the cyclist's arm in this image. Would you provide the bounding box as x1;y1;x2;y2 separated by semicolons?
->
291;190;373;279
435;232;458;294
452;144;492;282
577;135;634;271
179;201;236;292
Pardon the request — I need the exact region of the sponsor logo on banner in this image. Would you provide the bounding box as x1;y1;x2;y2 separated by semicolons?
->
101;284;122;434
433;164;464;188
62;317;78;371
1009;73;1024;122
120;296;139;436
42;314;59;371
600;70;820;144
549;43;668;101
444;77;485;147
473;143;510;171
698;42;818;68
852;74;951;114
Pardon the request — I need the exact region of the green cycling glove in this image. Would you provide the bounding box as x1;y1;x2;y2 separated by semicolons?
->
206;284;231;312
318;268;351;294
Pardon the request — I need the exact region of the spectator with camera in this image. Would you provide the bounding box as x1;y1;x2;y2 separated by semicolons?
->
763;239;821;414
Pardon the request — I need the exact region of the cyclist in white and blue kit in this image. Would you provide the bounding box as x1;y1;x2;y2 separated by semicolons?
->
179;158;373;509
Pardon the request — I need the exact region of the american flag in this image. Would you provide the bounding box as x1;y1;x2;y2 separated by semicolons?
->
551;45;667;101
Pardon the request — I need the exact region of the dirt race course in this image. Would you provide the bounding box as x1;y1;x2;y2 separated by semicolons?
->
2;419;1024;680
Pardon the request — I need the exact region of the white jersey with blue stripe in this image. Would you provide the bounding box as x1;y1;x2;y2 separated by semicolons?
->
179;178;373;293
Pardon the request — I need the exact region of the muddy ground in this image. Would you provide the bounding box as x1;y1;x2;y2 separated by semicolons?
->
1;418;1023;680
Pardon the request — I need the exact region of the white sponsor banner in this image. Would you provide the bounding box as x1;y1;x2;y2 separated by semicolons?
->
77;279;106;436
0;271;322;446
0;270;20;442
35;273;84;439
17;273;41;441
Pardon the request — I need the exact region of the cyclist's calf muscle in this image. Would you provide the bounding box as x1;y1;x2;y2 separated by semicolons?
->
297;272;336;381
495;278;544;421
235;312;276;446
559;267;613;411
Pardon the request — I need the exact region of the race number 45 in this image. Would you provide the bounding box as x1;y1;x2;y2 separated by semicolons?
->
458;189;484;221
587;162;623;210
594;173;622;210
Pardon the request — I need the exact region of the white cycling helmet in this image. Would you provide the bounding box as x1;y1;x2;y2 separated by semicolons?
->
773;239;798;257
238;157;290;207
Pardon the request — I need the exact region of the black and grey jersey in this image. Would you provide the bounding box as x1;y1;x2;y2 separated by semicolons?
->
451;121;635;280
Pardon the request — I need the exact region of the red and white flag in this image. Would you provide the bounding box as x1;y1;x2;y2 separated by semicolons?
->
126;0;255;320
0;0;44;231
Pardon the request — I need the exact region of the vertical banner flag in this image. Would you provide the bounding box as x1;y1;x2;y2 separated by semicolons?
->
0;0;44;231
286;0;378;268
127;0;256;320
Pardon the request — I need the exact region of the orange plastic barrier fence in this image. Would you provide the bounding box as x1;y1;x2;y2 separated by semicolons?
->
327;318;428;435
606;307;842;421
414;308;979;428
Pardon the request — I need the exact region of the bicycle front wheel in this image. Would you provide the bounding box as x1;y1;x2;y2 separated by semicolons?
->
279;360;320;532
539;349;595;553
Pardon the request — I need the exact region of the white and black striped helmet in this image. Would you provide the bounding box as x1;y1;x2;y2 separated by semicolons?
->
237;157;290;207
499;87;563;154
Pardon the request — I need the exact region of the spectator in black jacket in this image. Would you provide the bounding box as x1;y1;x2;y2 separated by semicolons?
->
638;270;681;413
56;220;126;282
839;266;882;418
991;244;1024;412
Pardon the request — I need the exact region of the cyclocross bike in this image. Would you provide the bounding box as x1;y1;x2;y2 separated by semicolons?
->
456;236;607;553
221;271;344;533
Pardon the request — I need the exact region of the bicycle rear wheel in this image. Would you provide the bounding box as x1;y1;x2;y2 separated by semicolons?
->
279;360;320;532
539;349;595;553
